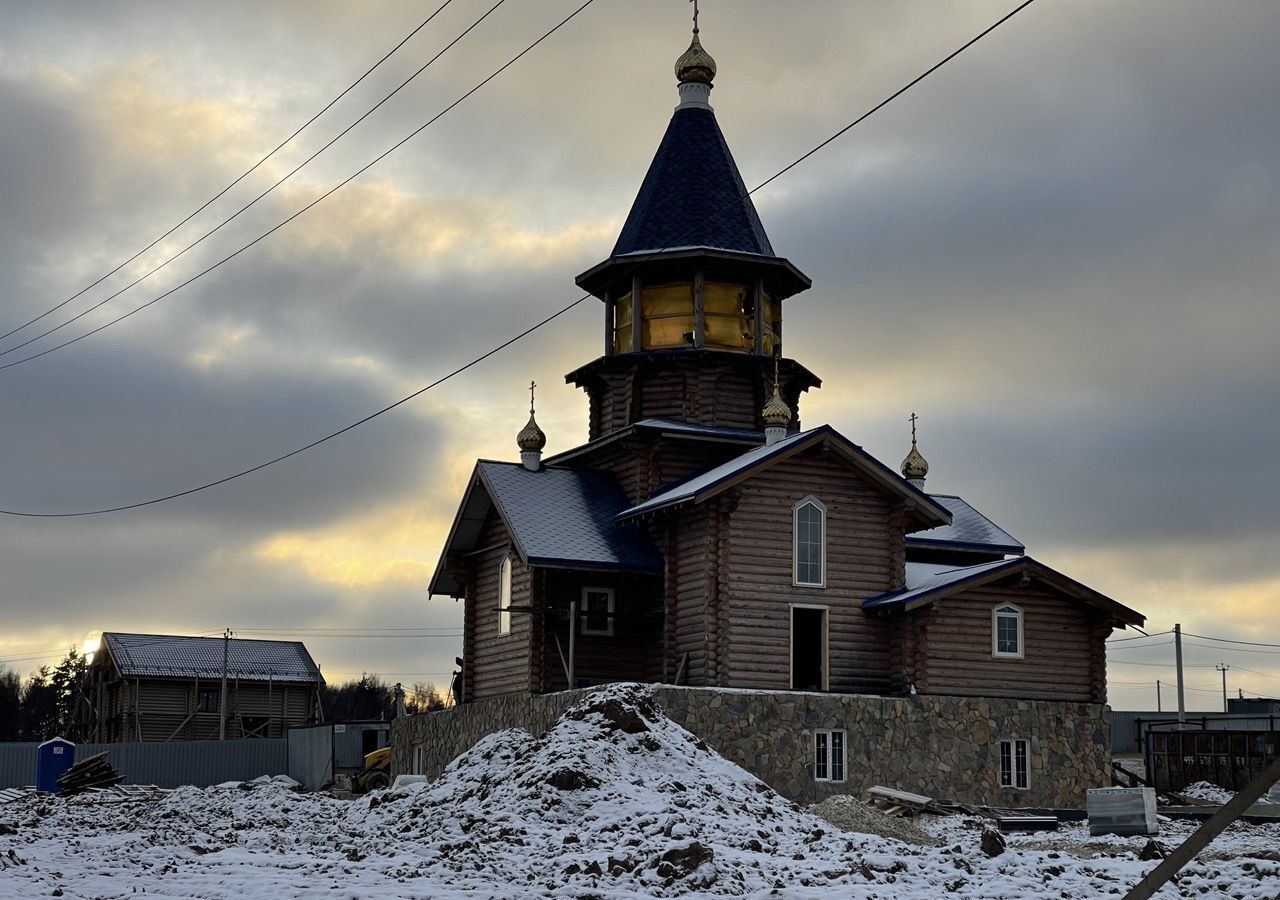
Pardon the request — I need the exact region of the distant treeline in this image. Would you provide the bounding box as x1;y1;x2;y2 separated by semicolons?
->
0;647;89;741
319;673;449;722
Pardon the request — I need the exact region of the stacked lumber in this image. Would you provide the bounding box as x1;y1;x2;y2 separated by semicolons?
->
863;786;948;818
56;752;123;795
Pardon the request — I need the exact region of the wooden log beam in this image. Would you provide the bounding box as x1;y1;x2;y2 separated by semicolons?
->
1121;753;1280;900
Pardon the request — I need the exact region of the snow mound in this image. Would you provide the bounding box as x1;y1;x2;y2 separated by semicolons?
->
349;683;907;893
1181;781;1235;804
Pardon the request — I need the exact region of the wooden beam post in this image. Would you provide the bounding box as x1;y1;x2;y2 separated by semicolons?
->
753;278;765;355
1121;753;1280;900
603;288;614;356
630;275;643;353
693;269;705;348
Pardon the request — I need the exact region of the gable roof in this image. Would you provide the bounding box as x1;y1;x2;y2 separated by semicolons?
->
429;462;664;597
861;557;1144;626
616;425;951;526
612;106;773;258
906;494;1025;555
545;417;763;468
101;632;324;684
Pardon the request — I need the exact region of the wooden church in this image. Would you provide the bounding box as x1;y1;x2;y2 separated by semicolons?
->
430;20;1143;709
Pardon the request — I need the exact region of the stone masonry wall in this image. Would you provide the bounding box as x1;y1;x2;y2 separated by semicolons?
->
392;686;1111;808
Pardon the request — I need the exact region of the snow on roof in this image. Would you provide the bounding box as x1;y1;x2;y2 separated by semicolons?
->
863;557;1145;626
618;426;951;525
618;429;814;520
906;494;1024;554
861;559;1022;612
478;462;663;573
631;417;764;442
101;632;323;683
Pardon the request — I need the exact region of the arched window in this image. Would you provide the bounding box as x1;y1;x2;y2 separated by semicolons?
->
992;604;1023;657
793;497;826;587
497;556;512;636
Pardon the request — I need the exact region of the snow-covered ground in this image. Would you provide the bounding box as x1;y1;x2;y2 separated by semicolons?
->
1;685;1276;898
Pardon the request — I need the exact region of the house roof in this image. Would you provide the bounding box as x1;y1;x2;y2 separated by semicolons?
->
101;632;324;684
612;106;773;258
617;425;952;527
429;462;664;597
860;557;1145;626
544;417;763;467
905;494;1025;555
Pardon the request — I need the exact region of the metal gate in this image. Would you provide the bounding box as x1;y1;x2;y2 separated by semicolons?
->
1146;729;1279;793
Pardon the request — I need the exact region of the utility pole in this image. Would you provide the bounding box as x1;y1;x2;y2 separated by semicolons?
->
1156;679;1161;713
1174;623;1186;725
219;628;231;741
1216;664;1230;713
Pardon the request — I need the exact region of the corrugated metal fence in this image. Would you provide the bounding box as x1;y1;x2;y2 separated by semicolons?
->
0;739;287;789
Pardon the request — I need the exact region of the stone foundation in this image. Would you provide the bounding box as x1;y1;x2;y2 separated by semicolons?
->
392;686;1110;808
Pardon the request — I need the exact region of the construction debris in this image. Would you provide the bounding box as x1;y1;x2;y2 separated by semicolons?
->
863;785;947;818
55;753;123;795
997;815;1059;833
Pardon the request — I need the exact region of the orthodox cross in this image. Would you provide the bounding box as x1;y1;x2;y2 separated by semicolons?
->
909;412;919;443
529;380;537;414
691;0;700;33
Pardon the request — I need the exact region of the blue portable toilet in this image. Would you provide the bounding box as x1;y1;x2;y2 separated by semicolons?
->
35;737;75;793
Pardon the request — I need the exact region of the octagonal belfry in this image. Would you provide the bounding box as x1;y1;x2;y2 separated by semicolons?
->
566;27;820;441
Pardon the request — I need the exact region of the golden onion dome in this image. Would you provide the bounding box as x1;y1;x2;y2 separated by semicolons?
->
761;382;792;429
517;412;546;452
901;443;929;480
901;415;929;480
675;31;716;85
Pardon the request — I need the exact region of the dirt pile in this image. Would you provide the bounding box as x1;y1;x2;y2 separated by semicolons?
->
349;683;910;894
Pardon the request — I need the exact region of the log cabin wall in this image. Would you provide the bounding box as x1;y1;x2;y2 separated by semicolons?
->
910;578;1111;703
719;448;903;693
535;571;663;693
666;505;711;685
467;511;533;701
87;674;315;742
573;355;810;440
555;432;757;505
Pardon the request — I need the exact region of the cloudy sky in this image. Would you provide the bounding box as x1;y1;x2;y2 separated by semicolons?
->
1;0;1277;711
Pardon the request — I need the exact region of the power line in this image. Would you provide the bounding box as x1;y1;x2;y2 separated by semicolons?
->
1183;632;1280;649
0;0;1038;516
1107;630;1173;644
1182;639;1280;656
0;0;508;364
0;1;456;345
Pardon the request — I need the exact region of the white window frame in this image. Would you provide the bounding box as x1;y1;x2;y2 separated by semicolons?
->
580;587;615;636
992;603;1024;658
999;737;1030;790
792;496;827;588
497;555;512;637
814;729;846;782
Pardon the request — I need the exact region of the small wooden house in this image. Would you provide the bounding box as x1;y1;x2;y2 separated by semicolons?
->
81;632;324;742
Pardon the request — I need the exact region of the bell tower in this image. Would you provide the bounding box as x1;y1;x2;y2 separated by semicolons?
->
566;15;820;441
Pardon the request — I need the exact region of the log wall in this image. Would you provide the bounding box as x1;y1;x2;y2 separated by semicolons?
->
717;448;905;693
466;511;532;701
912;579;1111;703
535;571;663;693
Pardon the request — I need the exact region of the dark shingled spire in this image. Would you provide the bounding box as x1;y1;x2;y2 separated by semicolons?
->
611;106;775;258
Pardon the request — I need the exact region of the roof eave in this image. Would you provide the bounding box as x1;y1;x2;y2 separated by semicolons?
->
574;248;812;301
